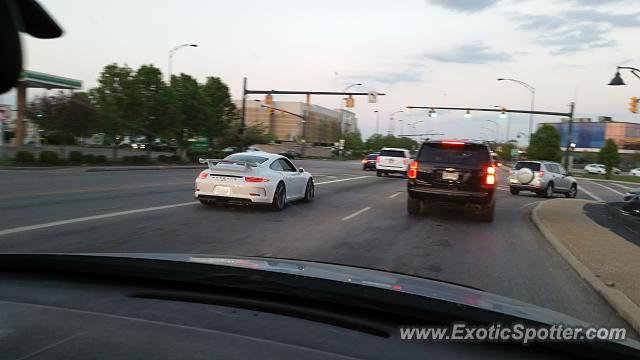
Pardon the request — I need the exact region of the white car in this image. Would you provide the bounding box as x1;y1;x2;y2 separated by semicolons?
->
584;163;606;175
630;168;640;177
375;148;411;177
195;152;314;211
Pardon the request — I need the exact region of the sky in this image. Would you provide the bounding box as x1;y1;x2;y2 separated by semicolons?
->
9;0;640;143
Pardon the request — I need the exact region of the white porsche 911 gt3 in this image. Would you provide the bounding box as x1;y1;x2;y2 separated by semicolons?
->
195;152;314;211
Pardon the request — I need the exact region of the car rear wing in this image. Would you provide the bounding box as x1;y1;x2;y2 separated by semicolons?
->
199;158;261;170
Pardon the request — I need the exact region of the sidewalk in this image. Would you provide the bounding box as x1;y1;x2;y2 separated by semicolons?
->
0;165;205;172
532;199;640;334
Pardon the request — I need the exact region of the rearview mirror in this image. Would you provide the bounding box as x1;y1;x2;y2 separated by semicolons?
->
298;168;304;173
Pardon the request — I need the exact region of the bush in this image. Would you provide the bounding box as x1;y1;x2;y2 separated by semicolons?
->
69;151;84;163
39;150;59;164
94;155;107;164
157;154;169;163
15;150;34;163
83;154;96;163
170;154;181;162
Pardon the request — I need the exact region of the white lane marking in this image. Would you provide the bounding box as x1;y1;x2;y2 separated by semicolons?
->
341;206;372;221
0;202;197;237
577;185;605;202
388;192;402;198
608;182;632;192
326;176;337;178
585;180;625;196
315;176;372;185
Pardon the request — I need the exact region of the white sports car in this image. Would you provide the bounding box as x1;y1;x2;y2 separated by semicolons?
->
195;152;314;211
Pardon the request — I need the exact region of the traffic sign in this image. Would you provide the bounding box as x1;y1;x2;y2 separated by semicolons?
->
368;91;378;104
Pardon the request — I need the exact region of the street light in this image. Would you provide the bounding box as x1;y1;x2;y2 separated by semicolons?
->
497;77;535;138
374;110;380;134
168;43;198;81
486;119;499;142
389;110;403;135
338;83;362;132
608;66;640;86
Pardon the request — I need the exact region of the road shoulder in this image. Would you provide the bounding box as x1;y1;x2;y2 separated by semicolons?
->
532;199;640;334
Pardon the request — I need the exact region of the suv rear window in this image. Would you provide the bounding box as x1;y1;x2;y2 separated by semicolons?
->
514;162;541;171
417;143;490;165
380;150;406;158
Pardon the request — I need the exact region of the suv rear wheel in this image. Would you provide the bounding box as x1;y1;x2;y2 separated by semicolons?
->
376;170;382;177
407;198;421;215
565;184;577;198
509;188;519;195
544;183;554;198
479;203;495;222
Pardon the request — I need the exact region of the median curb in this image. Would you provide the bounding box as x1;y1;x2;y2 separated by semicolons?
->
84;165;204;172
531;199;640;334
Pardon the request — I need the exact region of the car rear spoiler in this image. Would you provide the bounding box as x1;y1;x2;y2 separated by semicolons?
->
199;158;261;170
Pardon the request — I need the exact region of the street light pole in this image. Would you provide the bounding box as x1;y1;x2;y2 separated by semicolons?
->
374;110;379;134
497;78;535;138
168;43;198;81
388;110;403;135
485;119;499;142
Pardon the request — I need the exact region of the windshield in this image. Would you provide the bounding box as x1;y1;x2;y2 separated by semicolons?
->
225;154;268;164
418;143;490;165
1;0;639;348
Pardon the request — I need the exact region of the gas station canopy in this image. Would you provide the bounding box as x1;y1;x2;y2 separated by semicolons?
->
19;70;82;90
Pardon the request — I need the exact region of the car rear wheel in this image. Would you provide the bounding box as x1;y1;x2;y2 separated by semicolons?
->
302;179;314;202
271;183;286;211
509;188;519;195
479;203;495;222
407;198;421;215
543;183;554;198
565;184;577;198
199;199;212;206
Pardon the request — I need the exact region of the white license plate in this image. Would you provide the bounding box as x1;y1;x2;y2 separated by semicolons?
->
214;186;231;196
442;172;458;181
386;159;394;163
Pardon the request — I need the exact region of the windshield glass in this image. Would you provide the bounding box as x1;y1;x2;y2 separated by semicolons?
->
1;0;639;347
225;154;268;164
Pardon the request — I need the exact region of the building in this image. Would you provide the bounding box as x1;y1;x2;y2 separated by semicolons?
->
540;117;640;153
233;100;341;145
335;109;358;134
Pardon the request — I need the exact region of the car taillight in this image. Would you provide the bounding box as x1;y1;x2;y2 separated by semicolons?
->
408;160;418;179
486;166;496;185
538;170;545;177
442;140;465;146
245;176;269;182
361;159;367;163
376;156;381;164
197;171;208;179
403;158;408;165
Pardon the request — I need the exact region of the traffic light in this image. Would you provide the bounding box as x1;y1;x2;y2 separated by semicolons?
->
499;108;507;119
265;94;273;105
428;108;437;118
629;96;638;113
464;109;472;119
268;107;275;114
345;95;354;108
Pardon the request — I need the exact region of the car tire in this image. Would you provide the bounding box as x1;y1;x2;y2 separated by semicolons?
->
199;199;212;206
376;170;382;177
271;183;286;211
544;182;554;198
479;203;495;222
407;197;421;215
565;184;577;198
302;179;314;202
510;188;519;195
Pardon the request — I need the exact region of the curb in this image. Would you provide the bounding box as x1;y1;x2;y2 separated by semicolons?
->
85;165;205;172
531;201;640;334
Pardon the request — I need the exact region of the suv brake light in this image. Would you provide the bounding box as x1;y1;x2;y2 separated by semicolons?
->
376;156;381;164
408;160;418;179
442;140;465;146
403;158;409;165
538;170;545;177
486;166;496;185
245;176;269;182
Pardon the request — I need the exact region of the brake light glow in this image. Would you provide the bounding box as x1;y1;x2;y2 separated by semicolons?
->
441;140;465;146
197;171;208;179
486;166;496;185
408;160;418;179
244;176;269;182
403;158;408;165
376;156;381;164
361;159;367;164
538;170;545;177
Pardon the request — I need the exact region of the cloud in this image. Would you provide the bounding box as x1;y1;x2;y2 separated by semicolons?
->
425;0;499;13
344;67;425;86
515;9;640;54
570;0;631;4
423;44;513;64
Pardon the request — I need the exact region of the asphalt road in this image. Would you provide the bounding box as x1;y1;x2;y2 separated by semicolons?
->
0;160;636;337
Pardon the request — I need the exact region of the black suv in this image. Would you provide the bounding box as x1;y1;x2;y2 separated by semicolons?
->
407;140;496;222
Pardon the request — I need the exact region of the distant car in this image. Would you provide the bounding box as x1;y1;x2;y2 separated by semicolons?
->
279;149;302;159
195;152;314;211
361;153;378;171
375;148;411;177
629;168;640;177
407;140;496;221
584;163;606;174
622;188;640;216
509;161;577;198
222;146;238;154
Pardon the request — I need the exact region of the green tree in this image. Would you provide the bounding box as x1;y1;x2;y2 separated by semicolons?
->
168;74;211;157
90;64;137;158
498;142;516;161
200;76;236;145
597;139;621;179
526;125;562;162
632;151;640;167
343;131;364;153
131;64;166;156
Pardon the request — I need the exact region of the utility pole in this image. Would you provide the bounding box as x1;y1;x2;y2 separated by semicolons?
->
240;77;247;151
563;102;576;169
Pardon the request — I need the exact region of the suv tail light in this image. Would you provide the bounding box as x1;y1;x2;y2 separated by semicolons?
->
245;176;269;182
197;171;208;179
486;166;496;185
376;156;381;164
361;159;367;164
403;158;409;165
408;160;418;179
538;170;545;177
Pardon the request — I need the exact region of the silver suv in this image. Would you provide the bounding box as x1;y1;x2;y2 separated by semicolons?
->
508;161;578;198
